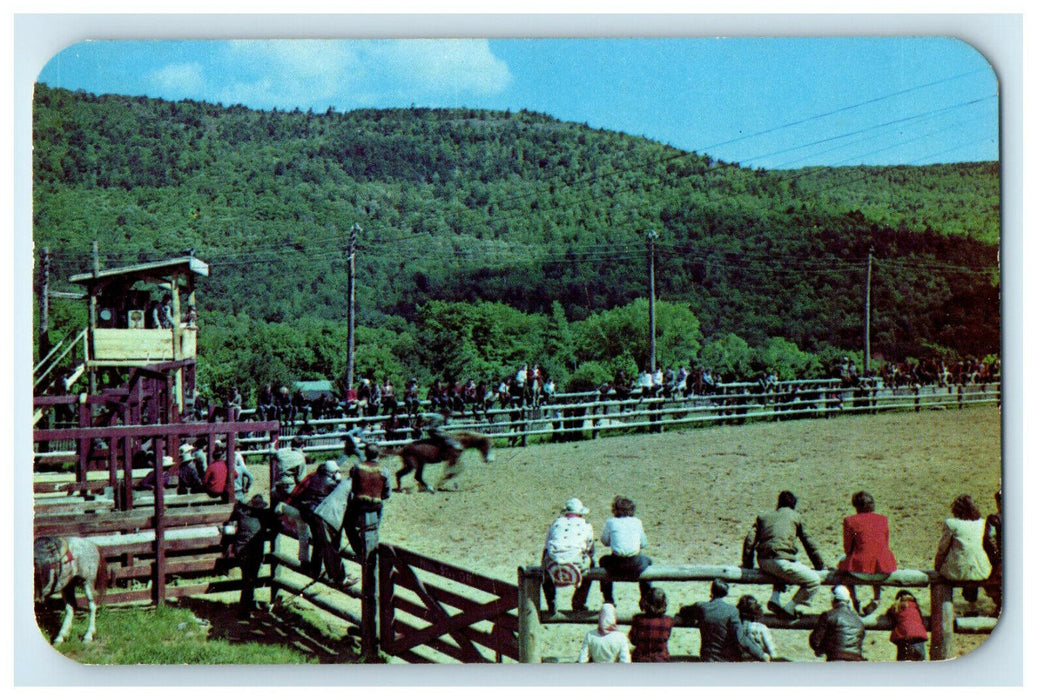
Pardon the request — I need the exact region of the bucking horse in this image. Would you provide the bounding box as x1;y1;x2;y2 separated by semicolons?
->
34;536;108;644
389;431;495;493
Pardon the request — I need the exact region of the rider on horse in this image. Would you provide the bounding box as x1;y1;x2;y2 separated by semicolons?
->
420;411;462;452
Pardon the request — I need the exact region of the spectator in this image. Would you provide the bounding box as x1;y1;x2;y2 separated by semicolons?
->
628;587;673;662
737;595;777;662
983;490;1002;614
177;442;205;494
227;387;242;422
577;604;631;663
836;491;898;615
403;378;421;418
934;494;992;608
598;496;652;606
231;449;253;504
882;589;929;661
257;383;274;421
742;490;825;620
272;436;307;505
541;498;596;614
809;586;866;661
151;294;174;329
382;377;398;415
344;443;392;561
290;460;344;581
677;579;762;662
227;494;278;619
202;445;234;499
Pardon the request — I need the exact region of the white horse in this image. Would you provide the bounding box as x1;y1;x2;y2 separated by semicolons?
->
34;536;107;644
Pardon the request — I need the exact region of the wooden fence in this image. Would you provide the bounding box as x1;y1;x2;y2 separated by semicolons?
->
517;564;996;662
222;379;1001;457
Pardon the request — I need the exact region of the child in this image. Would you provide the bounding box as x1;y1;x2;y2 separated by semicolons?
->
628;587;673;662
884;589;929;661
737;594;777;662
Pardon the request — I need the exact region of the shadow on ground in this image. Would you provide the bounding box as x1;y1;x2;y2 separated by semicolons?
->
178;598;366;664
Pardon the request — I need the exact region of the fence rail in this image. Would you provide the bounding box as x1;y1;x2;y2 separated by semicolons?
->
517;564;996;662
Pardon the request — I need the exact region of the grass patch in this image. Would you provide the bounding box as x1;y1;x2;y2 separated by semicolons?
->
36;599;364;665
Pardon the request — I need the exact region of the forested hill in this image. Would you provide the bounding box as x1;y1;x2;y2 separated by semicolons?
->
32;84;999;395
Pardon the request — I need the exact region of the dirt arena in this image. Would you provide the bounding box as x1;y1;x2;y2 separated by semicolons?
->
365;404;1003;663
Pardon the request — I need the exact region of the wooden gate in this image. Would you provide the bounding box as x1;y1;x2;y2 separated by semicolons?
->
377;544;518;663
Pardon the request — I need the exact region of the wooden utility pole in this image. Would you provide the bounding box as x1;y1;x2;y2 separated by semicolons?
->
89;241;99;395
647;230;658;373
38;247;51;360
864;247;873;376
346;223;360;393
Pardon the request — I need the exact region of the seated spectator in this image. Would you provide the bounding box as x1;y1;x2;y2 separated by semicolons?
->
934;494;992;608
742;490;824;620
542;498;596;614
202;445;234;498
577;604;630;663
983;489;1002;615
598;496;652;606
629;587;673;662
737;595;777;662
809;586;865;661
676;579;762;662
836;490;898;615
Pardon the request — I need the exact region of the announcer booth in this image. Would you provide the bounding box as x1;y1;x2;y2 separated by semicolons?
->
69;255;209;416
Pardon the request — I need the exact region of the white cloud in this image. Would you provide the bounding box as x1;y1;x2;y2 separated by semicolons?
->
148;62;206;97
223;40;360;108
377;39;512;96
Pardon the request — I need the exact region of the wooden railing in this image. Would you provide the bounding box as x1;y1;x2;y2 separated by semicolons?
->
516;564;997;662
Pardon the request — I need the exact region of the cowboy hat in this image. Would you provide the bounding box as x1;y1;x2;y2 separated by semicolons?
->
562;498;590;515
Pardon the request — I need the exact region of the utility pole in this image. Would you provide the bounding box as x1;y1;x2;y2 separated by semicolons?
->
864;247;873;376
647;230;658;373
89;240;99;395
346;223;360;394
39;247;51;360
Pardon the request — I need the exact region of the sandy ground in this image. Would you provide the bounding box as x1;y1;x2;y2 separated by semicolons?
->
247;405;1002;664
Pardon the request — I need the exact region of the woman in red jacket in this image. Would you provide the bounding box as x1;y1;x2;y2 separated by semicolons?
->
837;491;898;615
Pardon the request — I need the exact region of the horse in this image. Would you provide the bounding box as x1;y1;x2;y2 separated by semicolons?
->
34;536;108;644
390;431;495;493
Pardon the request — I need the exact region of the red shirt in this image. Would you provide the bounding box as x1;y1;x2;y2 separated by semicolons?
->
889;602;928;643
202;460;234;498
629;613;674;662
837;512;898;574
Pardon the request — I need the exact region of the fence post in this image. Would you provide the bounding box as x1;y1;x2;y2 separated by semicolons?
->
517;567;542;663
360;526;380;662
929;581;955;660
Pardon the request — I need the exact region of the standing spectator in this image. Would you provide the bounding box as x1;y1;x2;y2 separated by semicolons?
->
344;443;392;561
290;460;344;581
272;436;307;505
231;449;253;504
628;587;673;662
228;387;242;422
273;436;310;566
882;589;929;661
983;490;1002;614
257;383;274;421
403;378;421;418
382;377;398;416
934;494;992;608
836;491;898;615
736;595;777;662
809;586;866;661
343;383;360;418
598;496;652;606
742;490;825;620
151;294;174;329
577;604;630;663
541;498;596;614
228;495;278;619
677;579;762;662
275;385;292;423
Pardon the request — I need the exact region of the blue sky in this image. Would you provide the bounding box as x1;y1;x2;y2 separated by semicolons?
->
37;36;998;169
